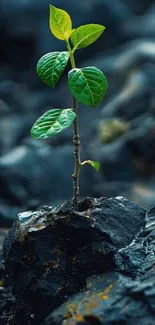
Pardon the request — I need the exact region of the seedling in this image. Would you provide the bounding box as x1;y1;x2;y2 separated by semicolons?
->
31;5;108;210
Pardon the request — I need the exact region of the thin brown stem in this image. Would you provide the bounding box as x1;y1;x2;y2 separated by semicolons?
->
66;40;81;210
72;97;80;210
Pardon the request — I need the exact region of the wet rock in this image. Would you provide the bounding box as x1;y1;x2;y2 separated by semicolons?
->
95;114;155;181
86;40;155;86
97;115;155;181
98;119;130;144
115;205;155;277
3;197;145;324
0;114;31;154
89;137;135;182
0;229;15;325
0;285;15;325
126;119;155;176
0;80;31;113
43;272;117;325
0;202;21;228
43;201;155;325
89;112;155;201
100;68;153;120
94;180;155;210
44;273;155;325
125;0;154;14
0;143;74;206
123;3;155;38
85;46;155;195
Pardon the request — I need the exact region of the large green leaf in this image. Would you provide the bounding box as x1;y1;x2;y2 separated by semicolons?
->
71;24;105;51
37;51;69;88
31;109;76;139
68;66;108;107
49;5;72;41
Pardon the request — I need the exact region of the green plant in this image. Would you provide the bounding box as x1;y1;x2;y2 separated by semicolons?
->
31;5;108;210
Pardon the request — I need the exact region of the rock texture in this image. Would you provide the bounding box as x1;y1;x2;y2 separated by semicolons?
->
2;197;146;324
1;2;155;322
43;202;155;325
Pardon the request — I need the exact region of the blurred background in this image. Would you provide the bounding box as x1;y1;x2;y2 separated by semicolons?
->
0;0;155;228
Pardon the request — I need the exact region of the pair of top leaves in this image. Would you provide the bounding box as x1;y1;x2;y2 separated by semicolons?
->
37;4;107;108
32;5;107;150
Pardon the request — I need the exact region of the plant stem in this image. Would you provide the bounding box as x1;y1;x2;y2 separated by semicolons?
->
66;41;81;211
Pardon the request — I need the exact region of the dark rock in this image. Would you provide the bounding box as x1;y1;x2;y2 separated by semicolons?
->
88;137;135;182
0;202;21;228
43;201;155;325
0;80;31;113
123;3;155;38
115;204;155;277
44;272;155;325
86;40;155;85
0;286;15;325
100;70;152;120
0;114;31;154
126;120;155;176
3;197;145;324
94;114;155;182
43;272;118;325
94;180;155;211
0;229;8;275
0;229;15;325
94;181;133;200
0;143;74;206
125;0;154;14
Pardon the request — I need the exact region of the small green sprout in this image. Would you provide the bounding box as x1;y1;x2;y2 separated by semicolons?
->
31;4;108;210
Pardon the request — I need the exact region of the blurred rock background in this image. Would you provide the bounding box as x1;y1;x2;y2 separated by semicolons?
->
0;0;155;227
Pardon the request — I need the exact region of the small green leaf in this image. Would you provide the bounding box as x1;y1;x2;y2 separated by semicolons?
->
81;160;100;172
37;51;69;88
88;160;100;172
49;5;72;41
71;24;105;51
31;109;76;139
68;66;108;107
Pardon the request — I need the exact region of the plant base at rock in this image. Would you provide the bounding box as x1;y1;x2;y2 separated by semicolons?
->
2;196;147;325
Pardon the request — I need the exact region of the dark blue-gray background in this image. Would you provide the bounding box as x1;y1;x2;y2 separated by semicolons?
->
0;0;155;226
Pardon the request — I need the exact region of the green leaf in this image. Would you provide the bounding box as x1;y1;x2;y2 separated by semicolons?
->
68;66;108;107
88;161;100;172
31;109;76;139
71;24;105;51
49;5;72;41
82;160;100;172
37;51;69;88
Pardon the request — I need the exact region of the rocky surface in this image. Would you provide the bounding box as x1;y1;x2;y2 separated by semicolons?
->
2;196;146;324
1;196;155;324
0;228;15;325
43;202;155;325
1;2;155;323
44;201;155;325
